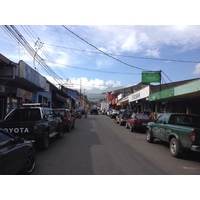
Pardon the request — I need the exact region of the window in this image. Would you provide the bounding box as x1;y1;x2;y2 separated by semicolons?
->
0;131;11;143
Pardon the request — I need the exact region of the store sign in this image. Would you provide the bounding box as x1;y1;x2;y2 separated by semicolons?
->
142;71;161;83
128;86;150;102
19;61;46;89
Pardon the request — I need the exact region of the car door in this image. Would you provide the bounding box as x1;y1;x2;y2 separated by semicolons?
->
45;108;57;133
128;113;136;126
0;131;25;175
152;114;167;141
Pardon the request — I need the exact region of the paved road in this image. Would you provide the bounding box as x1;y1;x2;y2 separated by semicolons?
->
32;114;200;175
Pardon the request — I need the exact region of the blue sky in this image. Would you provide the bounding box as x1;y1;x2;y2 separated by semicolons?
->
1;1;200;101
1;25;200;100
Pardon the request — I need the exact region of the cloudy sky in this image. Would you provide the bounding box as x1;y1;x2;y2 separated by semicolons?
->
1;1;200;101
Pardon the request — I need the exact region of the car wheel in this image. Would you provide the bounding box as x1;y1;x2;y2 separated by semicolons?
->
22;150;36;174
129;124;133;132
67;123;71;132
170;138;180;157
57;124;64;139
146;129;154;143
72;121;75;128
40;131;50;150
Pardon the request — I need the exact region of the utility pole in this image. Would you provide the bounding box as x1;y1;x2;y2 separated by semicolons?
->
79;79;82;107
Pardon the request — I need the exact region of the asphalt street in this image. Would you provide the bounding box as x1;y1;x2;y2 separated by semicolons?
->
32;113;200;175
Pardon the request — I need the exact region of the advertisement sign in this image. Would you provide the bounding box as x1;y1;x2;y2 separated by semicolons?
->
142;71;161;83
128;86;150;102
19;61;46;89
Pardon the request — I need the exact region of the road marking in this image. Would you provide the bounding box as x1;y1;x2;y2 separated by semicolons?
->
183;166;200;170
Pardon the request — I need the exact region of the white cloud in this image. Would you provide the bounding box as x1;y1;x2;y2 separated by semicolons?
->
46;76;122;93
145;48;160;58
193;63;200;75
85;25;200;55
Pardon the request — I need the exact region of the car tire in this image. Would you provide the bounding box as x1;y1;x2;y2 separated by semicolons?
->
72;121;75;128
67;123;71;132
129;124;133;132
146;129;154;143
22;150;36;174
57;124;64;139
40;131;50;150
170;138;181;157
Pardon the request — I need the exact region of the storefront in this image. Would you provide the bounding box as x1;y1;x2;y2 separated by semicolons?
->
128;86;150;112
0;56;47;120
148;79;200;115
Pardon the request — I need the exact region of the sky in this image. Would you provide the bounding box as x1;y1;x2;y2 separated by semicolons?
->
1;25;200;101
1;1;200;101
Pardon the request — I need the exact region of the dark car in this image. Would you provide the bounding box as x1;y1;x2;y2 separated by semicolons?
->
90;108;98;115
126;113;151;132
53;108;75;132
71;109;82;119
0;128;36;175
115;109;134;126
0;104;63;151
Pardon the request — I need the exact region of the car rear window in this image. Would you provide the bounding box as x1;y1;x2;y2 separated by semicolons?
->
169;114;200;127
136;114;149;120
5;108;41;122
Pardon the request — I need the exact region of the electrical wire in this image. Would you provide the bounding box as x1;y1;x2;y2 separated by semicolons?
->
62;25;148;71
2;25;65;86
44;60;141;75
42;42;200;64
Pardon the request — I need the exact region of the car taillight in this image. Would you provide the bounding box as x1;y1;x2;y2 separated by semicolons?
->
33;125;39;134
190;131;195;143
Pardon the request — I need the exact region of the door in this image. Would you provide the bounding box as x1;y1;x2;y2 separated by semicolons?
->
152;114;167;141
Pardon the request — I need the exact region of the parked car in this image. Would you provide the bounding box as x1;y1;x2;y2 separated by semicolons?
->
71;109;82;119
115;109;134;126
0;103;63;150
146;113;200;157
53;108;75;132
77;107;85;115
106;109;112;116
126;113;151;132
110;109;120;119
0;128;36;175
90;108;98;115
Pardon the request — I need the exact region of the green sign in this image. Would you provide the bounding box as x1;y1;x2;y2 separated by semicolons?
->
142;71;161;83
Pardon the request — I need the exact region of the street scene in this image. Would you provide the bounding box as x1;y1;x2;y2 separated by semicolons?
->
31;113;200;175
1;25;200;178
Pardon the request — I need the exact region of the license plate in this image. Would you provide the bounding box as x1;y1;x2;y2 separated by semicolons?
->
142;123;147;125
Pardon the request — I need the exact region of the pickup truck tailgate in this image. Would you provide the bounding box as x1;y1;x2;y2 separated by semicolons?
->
0;122;35;140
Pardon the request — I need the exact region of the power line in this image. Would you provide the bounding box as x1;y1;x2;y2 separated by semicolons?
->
44;60;140;75
42;42;200;64
62;25;148;71
62;25;177;85
1;25;64;86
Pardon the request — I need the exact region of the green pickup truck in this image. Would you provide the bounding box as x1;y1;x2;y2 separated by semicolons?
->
146;113;200;157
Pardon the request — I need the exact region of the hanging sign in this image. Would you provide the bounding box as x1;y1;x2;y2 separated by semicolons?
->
142;71;161;83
